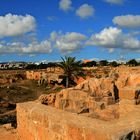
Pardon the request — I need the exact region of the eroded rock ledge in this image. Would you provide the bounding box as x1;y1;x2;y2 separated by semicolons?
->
17;101;140;140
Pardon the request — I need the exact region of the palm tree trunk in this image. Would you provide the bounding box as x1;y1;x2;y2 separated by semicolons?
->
66;76;69;88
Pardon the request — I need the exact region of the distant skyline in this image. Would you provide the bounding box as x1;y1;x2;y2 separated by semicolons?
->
0;0;140;62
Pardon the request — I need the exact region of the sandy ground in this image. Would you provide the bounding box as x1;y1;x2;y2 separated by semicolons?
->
0;125;17;140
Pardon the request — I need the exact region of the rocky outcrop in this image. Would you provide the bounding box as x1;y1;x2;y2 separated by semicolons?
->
17;101;140;140
38;94;56;106
38;75;140;121
38;78;119;121
119;86;140;100
74;78;115;97
54;78;117;113
127;74;140;87
16;66;140;140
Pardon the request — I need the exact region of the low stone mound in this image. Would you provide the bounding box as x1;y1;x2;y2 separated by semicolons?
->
38;76;140;121
38;78;121;120
17;101;140;140
38;94;56;106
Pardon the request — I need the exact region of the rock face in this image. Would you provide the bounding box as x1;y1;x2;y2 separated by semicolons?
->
116;73;140;89
16;66;140;140
119;87;139;100
54;78;117;113
38;78;120;120
127;74;140;87
75;78;116;97
38;94;56;106
109;67;140;100
38;75;140;121
16;101;140;140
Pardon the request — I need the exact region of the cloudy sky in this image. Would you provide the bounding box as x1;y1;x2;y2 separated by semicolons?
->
0;0;140;62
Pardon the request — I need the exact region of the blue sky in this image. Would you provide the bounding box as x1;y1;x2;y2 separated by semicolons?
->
0;0;140;62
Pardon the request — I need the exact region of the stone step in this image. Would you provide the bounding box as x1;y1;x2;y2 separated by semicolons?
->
119;86;140;100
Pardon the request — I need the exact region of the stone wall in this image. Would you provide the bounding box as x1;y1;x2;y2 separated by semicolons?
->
17;101;140;140
115;67;140;100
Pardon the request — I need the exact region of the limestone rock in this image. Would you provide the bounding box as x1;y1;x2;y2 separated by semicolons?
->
38;94;56;106
54;78;117;113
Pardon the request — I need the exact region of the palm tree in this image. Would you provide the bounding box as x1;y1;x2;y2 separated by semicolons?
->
59;56;83;88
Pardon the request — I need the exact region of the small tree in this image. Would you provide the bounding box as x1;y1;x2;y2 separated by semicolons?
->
25;64;37;69
109;61;119;67
82;61;97;67
99;60;108;66
59;56;83;88
126;59;138;66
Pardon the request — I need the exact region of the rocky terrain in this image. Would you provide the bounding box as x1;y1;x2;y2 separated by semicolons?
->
0;70;49;127
0;69;65;128
1;66;140;139
37;66;140;139
39;66;140;119
39;76;140;121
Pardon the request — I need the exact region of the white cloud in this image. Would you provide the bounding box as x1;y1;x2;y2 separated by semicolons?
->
0;40;52;54
51;31;87;53
0;13;36;38
0;31;87;55
104;0;124;5
76;4;95;19
113;15;140;28
50;31;59;41
59;0;72;12
86;27;140;52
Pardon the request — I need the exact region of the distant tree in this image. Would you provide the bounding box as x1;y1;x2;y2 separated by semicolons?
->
82;61;97;67
46;62;58;67
86;61;96;67
25;64;37;69
126;59;138;66
59;56;83;88
99;60;108;66
91;60;97;66
109;61;119;67
37;63;48;69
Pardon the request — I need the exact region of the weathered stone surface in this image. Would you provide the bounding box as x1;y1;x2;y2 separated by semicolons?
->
88;106;119;121
119;86;140;100
38;94;56;106
127;74;140;87
53;78;117;113
17;101;140;140
75;78;115;97
26;67;64;84
19;66;140;140
113;66;140;89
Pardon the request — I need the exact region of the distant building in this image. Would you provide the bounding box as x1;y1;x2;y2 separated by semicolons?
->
0;61;27;69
